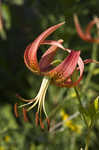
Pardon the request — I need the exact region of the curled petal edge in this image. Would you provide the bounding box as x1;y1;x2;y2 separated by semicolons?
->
39;39;64;72
24;39;65;74
53;56;84;88
74;14;99;43
43;50;80;83
26;22;65;72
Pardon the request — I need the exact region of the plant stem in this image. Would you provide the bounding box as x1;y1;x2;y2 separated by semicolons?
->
74;86;92;150
85;127;91;150
74;86;88;127
82;43;98;93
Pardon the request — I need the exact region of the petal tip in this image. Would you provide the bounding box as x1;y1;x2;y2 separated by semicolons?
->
73;14;79;23
58;39;64;43
61;21;65;25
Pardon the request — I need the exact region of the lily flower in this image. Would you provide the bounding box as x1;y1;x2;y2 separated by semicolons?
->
14;22;98;130
74;14;99;43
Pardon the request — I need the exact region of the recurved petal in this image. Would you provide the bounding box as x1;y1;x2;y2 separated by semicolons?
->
39;39;64;72
85;18;99;43
44;50;80;83
74;14;87;41
83;59;99;64
54;56;84;87
26;22;65;73
41;40;65;50
86;18;99;35
24;43;40;74
24;39;65;74
74;14;99;43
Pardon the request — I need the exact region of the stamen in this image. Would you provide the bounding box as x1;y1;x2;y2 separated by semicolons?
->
35;112;39;126
23;108;29;122
16;94;32;102
18;100;34;108
14;103;18;117
43;95;48;118
37;96;43;114
27;97;39;111
15;76;51;128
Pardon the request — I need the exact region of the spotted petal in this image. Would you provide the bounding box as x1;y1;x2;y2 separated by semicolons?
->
44;50;80;83
54;56;84;87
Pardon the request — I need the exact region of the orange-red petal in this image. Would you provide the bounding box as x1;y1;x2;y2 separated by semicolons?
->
74;14;88;41
24;22;65;73
44;50;80;83
54;56;84;87
39;39;64;72
74;14;99;43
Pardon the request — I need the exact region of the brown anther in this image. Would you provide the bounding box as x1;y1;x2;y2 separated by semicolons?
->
35;112;39;126
46;118;50;131
14;103;18;117
22;108;28;122
40;118;44;130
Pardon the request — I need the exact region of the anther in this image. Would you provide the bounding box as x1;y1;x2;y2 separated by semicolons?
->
14;103;18;117
22;108;29;122
40;118;44;130
46;118;50;131
35;112;39;126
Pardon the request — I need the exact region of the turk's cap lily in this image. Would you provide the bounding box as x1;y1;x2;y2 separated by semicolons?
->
74;14;99;43
24;22;86;87
14;22;99;130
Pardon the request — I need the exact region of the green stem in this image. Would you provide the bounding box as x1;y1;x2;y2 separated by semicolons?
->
85;127;91;150
74;86;91;150
74;86;88;127
82;43;98;93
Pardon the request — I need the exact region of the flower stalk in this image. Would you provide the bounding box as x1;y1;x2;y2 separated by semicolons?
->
74;86;88;127
85;127;91;150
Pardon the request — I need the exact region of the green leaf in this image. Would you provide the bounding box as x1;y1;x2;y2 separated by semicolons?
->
2;4;11;29
94;96;99;113
83;96;99;127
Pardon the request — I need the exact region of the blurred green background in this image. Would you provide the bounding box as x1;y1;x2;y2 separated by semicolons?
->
0;0;99;150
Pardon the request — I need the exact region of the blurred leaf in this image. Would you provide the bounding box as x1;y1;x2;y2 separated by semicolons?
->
0;28;6;39
94;96;99;113
93;68;99;75
80;96;99;127
2;4;11;29
6;0;24;5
